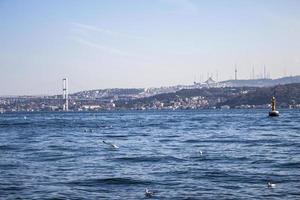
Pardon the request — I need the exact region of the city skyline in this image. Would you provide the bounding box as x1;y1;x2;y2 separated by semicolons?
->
1;0;300;95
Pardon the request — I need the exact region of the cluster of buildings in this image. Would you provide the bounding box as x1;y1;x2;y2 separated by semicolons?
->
0;97;58;113
0;97;117;113
124;96;210;110
1;76;300;113
1;94;300;113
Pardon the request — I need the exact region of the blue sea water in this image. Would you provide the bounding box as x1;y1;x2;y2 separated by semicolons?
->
0;110;300;200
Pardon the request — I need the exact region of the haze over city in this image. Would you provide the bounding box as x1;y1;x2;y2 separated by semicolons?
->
1;0;300;95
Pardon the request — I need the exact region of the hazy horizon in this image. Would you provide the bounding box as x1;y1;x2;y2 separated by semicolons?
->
1;0;300;95
1;74;300;97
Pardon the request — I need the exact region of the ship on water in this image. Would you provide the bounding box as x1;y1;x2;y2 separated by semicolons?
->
269;96;279;117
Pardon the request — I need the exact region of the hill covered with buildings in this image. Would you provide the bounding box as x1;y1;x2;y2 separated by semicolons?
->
1;76;300;112
218;83;300;108
115;83;300;110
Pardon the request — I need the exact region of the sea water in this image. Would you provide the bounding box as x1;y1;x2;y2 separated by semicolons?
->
0;110;299;199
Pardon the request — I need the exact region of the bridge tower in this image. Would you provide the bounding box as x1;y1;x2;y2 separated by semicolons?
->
62;78;68;111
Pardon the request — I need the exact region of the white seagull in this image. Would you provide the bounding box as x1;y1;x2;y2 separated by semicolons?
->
267;182;276;188
102;140;119;149
145;188;154;198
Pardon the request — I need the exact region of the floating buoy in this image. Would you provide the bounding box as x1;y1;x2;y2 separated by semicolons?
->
269;96;279;117
269;110;279;117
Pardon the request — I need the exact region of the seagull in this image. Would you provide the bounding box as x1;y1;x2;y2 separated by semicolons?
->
199;150;203;155
102;140;119;149
267;182;276;188
145;188;154;198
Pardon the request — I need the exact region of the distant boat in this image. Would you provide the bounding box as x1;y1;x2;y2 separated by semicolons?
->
269;96;279;117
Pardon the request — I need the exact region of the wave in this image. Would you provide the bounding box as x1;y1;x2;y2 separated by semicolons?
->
273;161;300;169
115;155;184;163
0;144;19;151
0;122;31;127
183;139;201;143
66;177;152;186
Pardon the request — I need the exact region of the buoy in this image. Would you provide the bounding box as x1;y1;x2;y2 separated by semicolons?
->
269;96;279;117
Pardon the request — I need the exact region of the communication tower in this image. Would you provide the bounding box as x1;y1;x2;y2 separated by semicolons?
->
235;66;237;80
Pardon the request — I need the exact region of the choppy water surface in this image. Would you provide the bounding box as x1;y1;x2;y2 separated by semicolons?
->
0;110;300;199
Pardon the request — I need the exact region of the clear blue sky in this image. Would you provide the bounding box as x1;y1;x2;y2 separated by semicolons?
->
1;0;300;95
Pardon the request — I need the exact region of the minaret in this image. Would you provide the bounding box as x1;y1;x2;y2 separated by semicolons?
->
62;78;68;111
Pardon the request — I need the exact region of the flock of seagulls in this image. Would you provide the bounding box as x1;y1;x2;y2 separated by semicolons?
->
22;115;278;198
86;127;277;198
83;128;94;133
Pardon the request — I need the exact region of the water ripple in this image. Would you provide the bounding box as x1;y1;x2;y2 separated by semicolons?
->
0;110;299;199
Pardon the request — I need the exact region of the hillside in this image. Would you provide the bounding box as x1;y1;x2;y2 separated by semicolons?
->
220;75;300;87
219;83;300;108
116;83;300;109
67;75;300;101
70;88;144;100
116;87;257;109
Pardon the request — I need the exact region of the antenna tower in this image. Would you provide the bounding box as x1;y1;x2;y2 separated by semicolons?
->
234;65;237;80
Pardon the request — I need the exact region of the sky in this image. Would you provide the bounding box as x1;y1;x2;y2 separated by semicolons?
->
1;0;300;95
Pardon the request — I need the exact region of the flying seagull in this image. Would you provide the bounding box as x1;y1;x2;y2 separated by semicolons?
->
102;140;119;149
145;188;154;198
